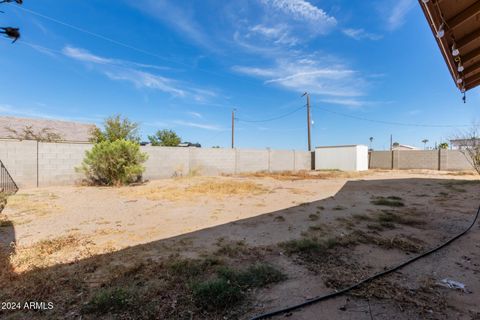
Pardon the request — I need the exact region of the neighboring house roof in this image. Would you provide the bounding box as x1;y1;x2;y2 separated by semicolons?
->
392;144;419;150
450;138;480;147
0;116;95;142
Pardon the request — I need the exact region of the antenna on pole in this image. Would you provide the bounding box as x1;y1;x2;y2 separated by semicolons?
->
302;92;311;151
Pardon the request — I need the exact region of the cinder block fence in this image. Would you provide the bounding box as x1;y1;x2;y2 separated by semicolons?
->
369;150;474;171
0;140;312;188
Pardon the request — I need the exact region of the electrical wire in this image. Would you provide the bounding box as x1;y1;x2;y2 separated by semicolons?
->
250;202;480;320
236;105;306;123
314;105;471;128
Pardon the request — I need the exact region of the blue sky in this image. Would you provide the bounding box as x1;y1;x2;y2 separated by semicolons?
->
0;0;479;150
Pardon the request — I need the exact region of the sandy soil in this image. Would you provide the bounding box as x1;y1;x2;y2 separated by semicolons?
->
1;170;479;319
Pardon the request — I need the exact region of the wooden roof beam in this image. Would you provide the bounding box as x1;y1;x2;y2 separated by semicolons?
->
457;27;480;50
463;59;480;76
464;71;480;85
448;2;480;30
462;46;480;65
466;77;480;90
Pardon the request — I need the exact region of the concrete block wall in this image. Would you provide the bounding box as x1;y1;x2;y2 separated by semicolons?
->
0;140;313;187
442;150;474;170
397;150;439;170
142;146;189;179
189;148;236;175
38;142;92;186
369;151;392;169
369;150;474;171
0;140;37;187
294;150;312;171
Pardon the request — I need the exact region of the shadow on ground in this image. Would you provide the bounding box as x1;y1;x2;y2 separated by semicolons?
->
1;177;479;319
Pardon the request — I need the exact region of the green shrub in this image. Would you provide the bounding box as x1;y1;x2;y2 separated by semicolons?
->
82;288;133;314
79;139;148;186
192;278;244;310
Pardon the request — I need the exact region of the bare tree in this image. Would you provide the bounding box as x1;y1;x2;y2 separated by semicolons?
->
454;126;480;174
1;0;22;43
5;125;63;142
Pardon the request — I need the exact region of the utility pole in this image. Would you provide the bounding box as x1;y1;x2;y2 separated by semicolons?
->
302;92;312;151
231;109;235;149
390;134;393;151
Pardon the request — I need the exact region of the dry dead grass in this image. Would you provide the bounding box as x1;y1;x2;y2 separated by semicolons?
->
9;233;109;273
6;192;61;220
119;178;269;201
239;170;369;181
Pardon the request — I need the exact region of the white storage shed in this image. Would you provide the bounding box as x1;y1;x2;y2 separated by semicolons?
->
315;145;369;171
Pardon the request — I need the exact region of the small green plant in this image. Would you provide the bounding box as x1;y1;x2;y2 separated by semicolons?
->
192;278;244;310
192;263;285;311
82;288;133;314
308;214;319;221
79;139;148;186
371;196;405;207
218;264;286;288
282;238;324;254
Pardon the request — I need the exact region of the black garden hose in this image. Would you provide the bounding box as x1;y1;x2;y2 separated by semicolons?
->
250;203;480;320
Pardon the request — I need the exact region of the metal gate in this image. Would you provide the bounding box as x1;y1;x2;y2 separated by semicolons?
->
0;160;18;195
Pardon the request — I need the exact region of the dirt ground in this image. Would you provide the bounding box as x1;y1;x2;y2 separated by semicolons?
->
1;169;479;319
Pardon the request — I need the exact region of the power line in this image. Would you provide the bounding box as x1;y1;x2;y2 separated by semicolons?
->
313;105;472;128
13;6;261;85
16;6;185;66
236;105;306;123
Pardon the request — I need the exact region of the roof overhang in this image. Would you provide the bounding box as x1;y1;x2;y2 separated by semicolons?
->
419;0;480;92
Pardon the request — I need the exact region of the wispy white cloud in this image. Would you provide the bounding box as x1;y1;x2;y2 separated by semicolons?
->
63;46;216;100
186;111;203;119
249;24;299;46
386;0;415;31
103;69;186;96
260;0;336;30
173;120;223;131
342;28;382;41
233;55;367;97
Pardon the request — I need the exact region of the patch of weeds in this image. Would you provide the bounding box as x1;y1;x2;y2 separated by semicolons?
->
336;217;355;229
215;240;250;257
218;264;286;288
192;263;285;311
375;210;425;227
416;194;429;198
192;278;244;311
281;237;337;255
274;215;285;222
308;224;324;231
371;196;405;207
440;181;479;193
344;230;423;253
83;287;134;315
333;205;346;211
308;214;319;221
387;196;403;200
352;213;372;221
167;257;222;280
366;224;384;231
317;206;325;210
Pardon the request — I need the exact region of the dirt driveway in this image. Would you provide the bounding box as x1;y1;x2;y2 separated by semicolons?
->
0;170;479;319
